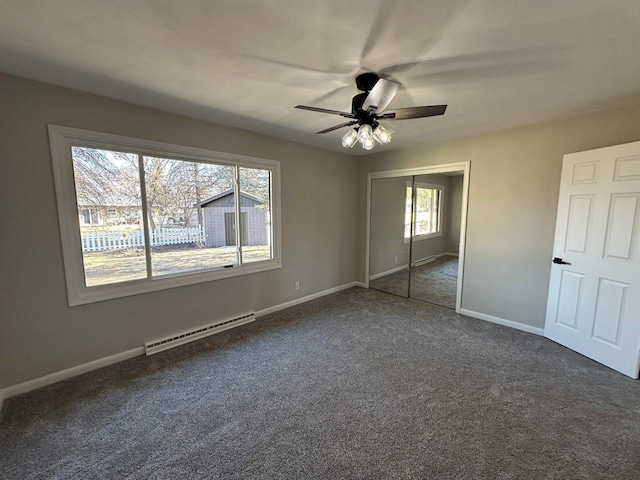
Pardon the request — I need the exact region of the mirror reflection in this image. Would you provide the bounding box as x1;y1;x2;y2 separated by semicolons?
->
408;173;463;309
369;171;464;309
369;176;411;297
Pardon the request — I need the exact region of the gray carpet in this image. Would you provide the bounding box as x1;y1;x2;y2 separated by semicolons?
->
410;256;458;308
2;287;640;479
369;267;409;298
370;256;458;309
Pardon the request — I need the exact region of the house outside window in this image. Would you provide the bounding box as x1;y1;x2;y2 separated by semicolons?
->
81;208;100;225
49;126;281;306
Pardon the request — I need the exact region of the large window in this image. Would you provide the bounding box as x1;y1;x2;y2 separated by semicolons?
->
50;126;281;305
404;182;444;240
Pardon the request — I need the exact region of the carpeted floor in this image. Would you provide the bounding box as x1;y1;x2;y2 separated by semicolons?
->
2;287;640;479
369;267;409;298
410;256;458;308
370;256;458;309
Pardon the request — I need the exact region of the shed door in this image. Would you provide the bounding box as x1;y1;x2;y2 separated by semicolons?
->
544;141;640;378
224;212;248;246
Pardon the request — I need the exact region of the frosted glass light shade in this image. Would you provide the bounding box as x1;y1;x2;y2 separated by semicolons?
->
362;136;375;150
341;128;358;148
357;124;373;143
373;124;392;144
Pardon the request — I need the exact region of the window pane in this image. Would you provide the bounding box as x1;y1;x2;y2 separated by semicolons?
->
405;186;442;237
415;187;432;235
71;147;146;287
239;167;272;263
143;156;236;276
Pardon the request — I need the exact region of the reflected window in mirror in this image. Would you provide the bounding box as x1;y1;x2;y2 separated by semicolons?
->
404;182;444;241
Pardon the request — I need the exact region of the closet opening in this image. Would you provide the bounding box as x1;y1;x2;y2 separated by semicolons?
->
366;162;470;311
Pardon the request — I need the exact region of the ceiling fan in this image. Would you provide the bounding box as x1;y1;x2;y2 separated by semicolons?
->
295;72;447;150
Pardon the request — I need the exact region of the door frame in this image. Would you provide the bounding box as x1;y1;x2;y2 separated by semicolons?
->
365;161;471;313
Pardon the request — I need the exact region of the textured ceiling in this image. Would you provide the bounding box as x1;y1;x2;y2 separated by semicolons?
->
2;0;640;154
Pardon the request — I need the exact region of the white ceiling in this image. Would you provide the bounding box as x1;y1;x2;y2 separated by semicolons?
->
2;0;640;155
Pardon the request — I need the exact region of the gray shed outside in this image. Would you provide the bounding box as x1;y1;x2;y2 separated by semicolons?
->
197;190;268;247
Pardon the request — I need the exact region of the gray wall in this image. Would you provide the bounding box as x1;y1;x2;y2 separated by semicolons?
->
358;103;640;329
368;177;410;277
0;74;359;389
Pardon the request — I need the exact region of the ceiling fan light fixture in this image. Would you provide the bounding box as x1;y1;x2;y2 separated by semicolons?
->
357;124;373;142
357;124;375;150
341;128;358;148
373;124;392;144
362;136;376;150
295;72;447;152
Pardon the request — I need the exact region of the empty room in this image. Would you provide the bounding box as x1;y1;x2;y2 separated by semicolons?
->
2;1;640;478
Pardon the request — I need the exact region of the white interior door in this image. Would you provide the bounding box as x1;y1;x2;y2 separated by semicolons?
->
544;141;640;378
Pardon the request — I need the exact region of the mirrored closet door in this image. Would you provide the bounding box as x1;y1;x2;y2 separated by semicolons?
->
369;171;465;310
369;176;411;298
408;173;462;309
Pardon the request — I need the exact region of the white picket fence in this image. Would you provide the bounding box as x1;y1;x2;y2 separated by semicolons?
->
81;226;205;252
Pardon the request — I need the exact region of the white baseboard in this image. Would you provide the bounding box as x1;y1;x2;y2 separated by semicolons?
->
0;347;145;403
369;265;408;281
371;253;458;278
256;281;365;317
459;308;544;336
0;281;366;409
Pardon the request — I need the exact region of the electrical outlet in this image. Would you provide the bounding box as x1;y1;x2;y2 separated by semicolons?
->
295;281;300;290
395;256;398;263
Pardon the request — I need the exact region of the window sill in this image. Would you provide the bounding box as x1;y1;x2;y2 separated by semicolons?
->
69;259;281;306
403;232;443;244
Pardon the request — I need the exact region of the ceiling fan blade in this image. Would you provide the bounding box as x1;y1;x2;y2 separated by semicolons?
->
306;85;352;106
316;121;359;134
360;1;397;63
381;105;447;120
362;78;400;112
295;105;355;117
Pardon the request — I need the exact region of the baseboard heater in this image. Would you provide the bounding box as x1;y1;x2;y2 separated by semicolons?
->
412;255;436;267
145;312;256;355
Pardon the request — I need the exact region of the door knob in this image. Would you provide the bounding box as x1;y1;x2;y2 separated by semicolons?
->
553;257;571;265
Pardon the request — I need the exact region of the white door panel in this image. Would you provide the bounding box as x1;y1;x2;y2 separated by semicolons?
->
554;270;583;329
565;195;594;253
545;141;640;378
604;193;638;260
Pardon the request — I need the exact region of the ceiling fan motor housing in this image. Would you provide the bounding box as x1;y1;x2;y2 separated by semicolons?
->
351;92;380;128
355;72;379;92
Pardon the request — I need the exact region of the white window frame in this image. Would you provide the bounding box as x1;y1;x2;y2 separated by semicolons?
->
49;125;282;306
404;181;444;243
